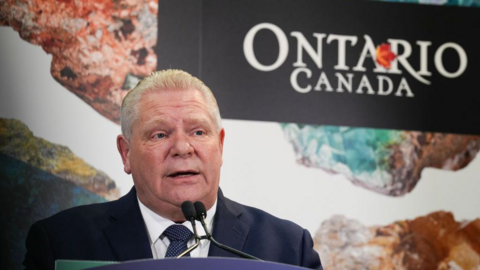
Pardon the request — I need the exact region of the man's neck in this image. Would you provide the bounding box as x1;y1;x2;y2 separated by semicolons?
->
137;194;217;222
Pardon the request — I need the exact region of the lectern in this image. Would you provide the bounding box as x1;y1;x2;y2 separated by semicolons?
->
58;258;311;270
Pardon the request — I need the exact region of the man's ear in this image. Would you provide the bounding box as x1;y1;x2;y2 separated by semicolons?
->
219;128;225;155
117;135;132;174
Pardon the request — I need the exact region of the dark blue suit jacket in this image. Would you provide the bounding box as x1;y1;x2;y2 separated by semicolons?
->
24;187;322;269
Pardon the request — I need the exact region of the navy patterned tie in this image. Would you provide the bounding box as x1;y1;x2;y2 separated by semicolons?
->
163;225;193;257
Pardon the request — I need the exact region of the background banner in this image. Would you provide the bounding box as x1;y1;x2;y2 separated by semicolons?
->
158;0;480;134
1;0;479;269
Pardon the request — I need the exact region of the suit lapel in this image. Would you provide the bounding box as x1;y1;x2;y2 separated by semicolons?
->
208;189;250;258
102;187;248;260
103;187;153;261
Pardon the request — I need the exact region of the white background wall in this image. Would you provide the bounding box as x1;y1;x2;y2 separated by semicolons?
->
1;27;479;234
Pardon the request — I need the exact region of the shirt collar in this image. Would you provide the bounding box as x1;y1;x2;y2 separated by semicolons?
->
138;196;217;248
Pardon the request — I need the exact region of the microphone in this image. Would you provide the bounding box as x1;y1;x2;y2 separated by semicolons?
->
177;201;201;258
193;201;262;261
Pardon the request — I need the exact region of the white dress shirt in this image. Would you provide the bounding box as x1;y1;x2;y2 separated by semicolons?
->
138;197;217;259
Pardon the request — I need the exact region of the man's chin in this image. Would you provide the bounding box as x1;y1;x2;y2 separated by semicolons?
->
169;189;205;206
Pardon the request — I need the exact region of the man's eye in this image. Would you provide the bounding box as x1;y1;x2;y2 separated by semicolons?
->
195;131;204;136
155;133;165;139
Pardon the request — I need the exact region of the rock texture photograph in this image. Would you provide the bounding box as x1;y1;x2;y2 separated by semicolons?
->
0;118;119;269
0;0;158;123
314;212;480;270
283;123;480;196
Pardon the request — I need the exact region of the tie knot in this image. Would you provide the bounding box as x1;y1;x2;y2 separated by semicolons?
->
163;225;193;242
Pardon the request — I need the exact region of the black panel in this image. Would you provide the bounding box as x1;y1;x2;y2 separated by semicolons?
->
157;0;480;135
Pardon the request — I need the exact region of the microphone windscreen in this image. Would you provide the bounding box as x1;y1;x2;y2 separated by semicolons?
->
193;201;207;219
181;201;197;220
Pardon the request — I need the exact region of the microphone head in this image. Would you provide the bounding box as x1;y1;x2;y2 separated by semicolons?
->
193;201;207;220
181;201;197;221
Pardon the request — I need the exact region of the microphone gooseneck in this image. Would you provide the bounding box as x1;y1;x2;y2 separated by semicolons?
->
177;201;201;258
193;201;263;261
193;201;211;238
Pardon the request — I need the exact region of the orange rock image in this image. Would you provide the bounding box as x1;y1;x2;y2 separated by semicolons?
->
314;211;480;270
0;0;158;123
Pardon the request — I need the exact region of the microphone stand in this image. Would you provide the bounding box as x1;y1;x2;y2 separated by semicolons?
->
176;239;199;258
176;216;201;258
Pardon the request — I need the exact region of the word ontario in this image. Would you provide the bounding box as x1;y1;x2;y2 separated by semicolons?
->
243;23;468;97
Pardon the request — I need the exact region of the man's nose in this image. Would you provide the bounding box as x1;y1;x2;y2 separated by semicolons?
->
170;133;194;158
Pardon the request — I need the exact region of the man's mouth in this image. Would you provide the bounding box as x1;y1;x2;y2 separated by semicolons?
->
168;170;200;178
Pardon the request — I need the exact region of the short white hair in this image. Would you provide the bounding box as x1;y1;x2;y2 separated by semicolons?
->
121;69;222;140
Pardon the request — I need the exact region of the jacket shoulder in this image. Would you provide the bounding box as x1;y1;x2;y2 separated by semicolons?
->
219;195;322;269
34;187;136;233
222;196;305;239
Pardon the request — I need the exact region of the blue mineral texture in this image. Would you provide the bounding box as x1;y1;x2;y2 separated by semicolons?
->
0;154;109;270
282;123;480;196
382;0;480;7
0;118;119;200
0;118;120;269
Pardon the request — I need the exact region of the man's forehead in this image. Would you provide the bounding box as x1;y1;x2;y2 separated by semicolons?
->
143;115;212;127
142;87;205;102
132;88;217;131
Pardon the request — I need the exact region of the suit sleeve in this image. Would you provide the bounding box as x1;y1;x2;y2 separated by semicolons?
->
23;221;55;270
300;229;323;270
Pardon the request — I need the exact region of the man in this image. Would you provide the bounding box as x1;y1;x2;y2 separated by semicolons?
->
23;70;322;269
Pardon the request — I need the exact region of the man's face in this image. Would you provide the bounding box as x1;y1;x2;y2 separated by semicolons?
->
118;88;224;216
